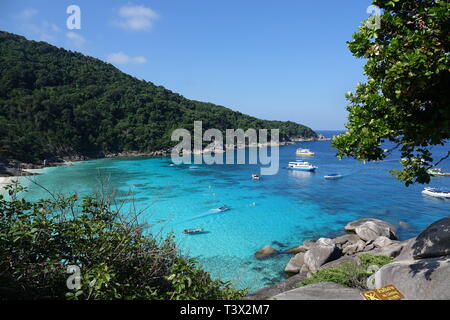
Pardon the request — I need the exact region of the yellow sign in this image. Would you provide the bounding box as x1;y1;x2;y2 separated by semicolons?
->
361;285;405;300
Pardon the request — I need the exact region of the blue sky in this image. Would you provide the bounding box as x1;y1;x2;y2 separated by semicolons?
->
0;0;373;130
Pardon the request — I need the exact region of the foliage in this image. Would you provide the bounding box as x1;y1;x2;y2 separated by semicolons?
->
297;254;393;290
332;0;450;185
0;181;246;300
0;31;317;163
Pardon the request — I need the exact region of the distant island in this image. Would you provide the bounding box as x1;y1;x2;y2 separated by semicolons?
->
0;31;318;173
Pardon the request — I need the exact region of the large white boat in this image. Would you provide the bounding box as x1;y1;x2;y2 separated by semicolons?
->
288;161;317;172
422;187;450;199
296;148;315;156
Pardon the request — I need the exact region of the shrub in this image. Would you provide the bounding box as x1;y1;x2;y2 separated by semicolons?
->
0;181;246;300
297;254;393;290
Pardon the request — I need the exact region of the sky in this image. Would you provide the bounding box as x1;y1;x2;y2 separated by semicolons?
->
0;0;373;130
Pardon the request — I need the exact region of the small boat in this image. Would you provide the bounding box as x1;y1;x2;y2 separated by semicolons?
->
252;174;260;181
324;173;343;180
288;161;317;172
189;166;199;169
427;168;450;176
422;187;450;199
217;205;230;212
296;148;315;156
183;228;204;234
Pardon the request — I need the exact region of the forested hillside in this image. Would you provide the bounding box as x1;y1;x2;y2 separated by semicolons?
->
0;31;317;163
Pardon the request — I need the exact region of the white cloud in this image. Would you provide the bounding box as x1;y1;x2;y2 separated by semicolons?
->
115;5;159;31
66;32;86;48
106;52;148;65
18;8;38;19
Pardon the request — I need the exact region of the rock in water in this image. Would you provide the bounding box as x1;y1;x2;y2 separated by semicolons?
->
355;221;397;241
304;243;339;272
345;218;397;240
412;218;450;259
284;253;305;274
255;245;277;259
286;245;308;254
372;257;450;300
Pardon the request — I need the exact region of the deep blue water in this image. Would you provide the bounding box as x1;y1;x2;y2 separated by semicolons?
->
16;131;450;292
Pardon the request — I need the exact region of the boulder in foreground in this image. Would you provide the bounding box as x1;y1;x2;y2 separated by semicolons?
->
412;218;450;259
270;282;363;300
371;256;450;300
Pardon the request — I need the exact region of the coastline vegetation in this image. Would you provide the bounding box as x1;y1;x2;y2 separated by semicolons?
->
296;254;393;290
333;0;450;185
0;181;246;300
0;31;317;164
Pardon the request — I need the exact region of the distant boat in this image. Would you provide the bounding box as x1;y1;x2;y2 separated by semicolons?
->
217;205;230;212
324;174;343;180
296;148;315;156
189;166;199;169
288;161;317;172
422;187;450;199
183;228;204;234
427;168;450;176
252;174;260;181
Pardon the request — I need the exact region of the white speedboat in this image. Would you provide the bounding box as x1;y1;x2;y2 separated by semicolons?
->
252;174;260;181
324;173;343;180
422;187;450;199
296;148;315;156
288;161;317;172
427;168;450;176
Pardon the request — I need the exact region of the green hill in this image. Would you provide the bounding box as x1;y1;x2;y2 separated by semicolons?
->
0;31;317;163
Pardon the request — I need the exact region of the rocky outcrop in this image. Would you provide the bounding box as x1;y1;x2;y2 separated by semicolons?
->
304;239;340;272
281;218;403;275
345;218;397;240
284;253;305;274
411;218;450;259
270;282;363;300
369;256;450;300
255;245;277;259
251;216;450;300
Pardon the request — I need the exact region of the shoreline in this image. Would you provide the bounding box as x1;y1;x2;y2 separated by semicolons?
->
1;135;330;179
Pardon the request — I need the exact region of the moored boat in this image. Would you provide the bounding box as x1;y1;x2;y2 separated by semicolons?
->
252;174;260;181
288;161;317;172
183;228;204;234
217;205;230;212
422;187;450;199
427;168;450;176
296;148;315;156
324;173;343;180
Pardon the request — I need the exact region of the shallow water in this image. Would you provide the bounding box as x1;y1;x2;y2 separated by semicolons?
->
17;131;450;292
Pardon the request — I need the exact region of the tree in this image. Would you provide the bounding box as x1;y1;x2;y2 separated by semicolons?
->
333;0;450;185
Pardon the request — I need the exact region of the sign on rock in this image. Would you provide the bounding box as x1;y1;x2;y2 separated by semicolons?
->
361;285;405;300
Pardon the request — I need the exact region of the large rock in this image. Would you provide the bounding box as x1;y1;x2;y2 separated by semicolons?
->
345;218;397;240
270;282;363;300
334;234;361;246
285;253;305;274
371;256;450;300
286;245;308;254
304;243;340;272
315;238;335;246
355;221;397;241
412;218;450;259
373;236;396;248
394;238;416;261
255;245;277;259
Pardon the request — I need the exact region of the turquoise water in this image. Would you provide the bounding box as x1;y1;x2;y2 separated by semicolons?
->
18;131;450;292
